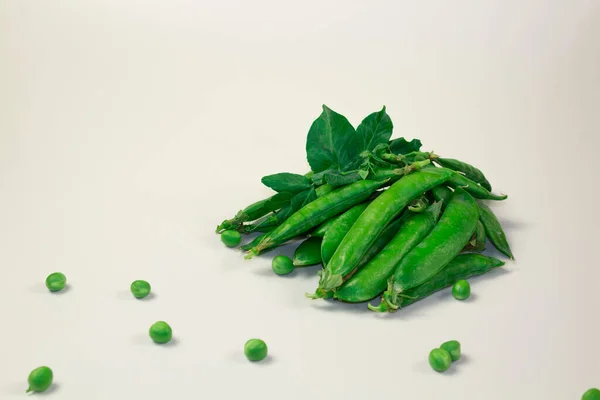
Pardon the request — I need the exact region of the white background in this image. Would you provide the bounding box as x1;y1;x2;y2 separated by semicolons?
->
1;1;599;399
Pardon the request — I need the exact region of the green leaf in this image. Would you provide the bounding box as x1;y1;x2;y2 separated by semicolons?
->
323;171;361;188
306;105;360;173
358;169;369;180
261;173;312;193
264;192;294;209
389;138;422;155
356;106;393;152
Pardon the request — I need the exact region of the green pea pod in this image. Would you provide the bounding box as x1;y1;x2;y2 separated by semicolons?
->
310;217;338;238
216;192;293;233
316;183;334;198
293;237;323;267
478;201;514;259
462;220;486;253
369;254;504;311
309;167;455;296
431;185;453;205
246;179;384;258
240;233;267;251
447;173;506;201
355;215;406;269
321;203;370;266
334;202;443;303
435;157;492;191
379;187;479;311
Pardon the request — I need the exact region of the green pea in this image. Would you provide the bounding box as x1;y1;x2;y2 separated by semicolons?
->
149;321;172;344
26;366;53;393
244;338;268;361
45;272;67;292
271;255;294;275
452;279;471;300
221;230;242;248
130;280;151;299
440;340;461;361
429;348;452;372
583;388;600;400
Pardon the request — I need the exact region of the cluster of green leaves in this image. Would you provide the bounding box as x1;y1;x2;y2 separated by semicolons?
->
258;105;423;219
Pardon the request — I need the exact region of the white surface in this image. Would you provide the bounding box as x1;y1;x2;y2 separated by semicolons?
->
1;1;599;399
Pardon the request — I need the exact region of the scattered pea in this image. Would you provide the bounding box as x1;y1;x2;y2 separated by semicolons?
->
428;348;452;372
149;321;172;344
440;340;461;361
244;338;268;361
452;279;471;300
26;366;53;393
583;388;600;400
130;280;151;299
271;255;294;275
221;230;242;248
45;272;67;292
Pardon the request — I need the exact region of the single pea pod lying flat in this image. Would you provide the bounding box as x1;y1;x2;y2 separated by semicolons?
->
311;167;455;295
434;157;492;192
462;220;486;253
334;201;443;303
369;254;504;311
216;192;292;233
431;185;453;205
379;187;479;311
246;179;384;258
321;203;369;266
446;173;506;201
293;237;323;266
478;201;514;259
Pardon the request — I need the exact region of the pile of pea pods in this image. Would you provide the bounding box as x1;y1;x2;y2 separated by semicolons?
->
217;105;514;312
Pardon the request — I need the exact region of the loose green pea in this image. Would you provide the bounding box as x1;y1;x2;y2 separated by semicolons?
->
583;388;600;400
130;280;151;299
26;366;53;393
149;321;172;344
429;348;452;372
440;340;461;361
221;230;242;248
45;272;67;292
452;279;471;300
271;255;294;275
244;338;268;361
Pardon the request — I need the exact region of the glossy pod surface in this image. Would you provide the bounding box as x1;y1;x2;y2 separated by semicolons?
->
446;173;506;201
321;203;369;265
248;179;383;256
293;237;323;266
397;254;504;308
334;202;442;303
435;157;492;191
386;187;479;305
317;167;455;291
478;201;514;259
